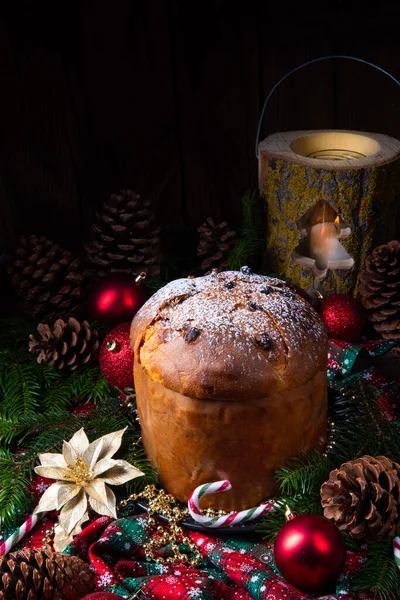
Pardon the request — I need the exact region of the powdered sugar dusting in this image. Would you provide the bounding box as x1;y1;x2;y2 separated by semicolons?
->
134;270;326;377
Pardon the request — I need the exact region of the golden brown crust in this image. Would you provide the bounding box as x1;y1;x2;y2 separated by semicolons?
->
135;361;328;510
131;270;328;400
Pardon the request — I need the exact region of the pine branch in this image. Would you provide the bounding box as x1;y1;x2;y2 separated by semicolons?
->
76;366;114;403
0;461;31;530
0;362;41;417
352;538;400;599
276;448;334;496
125;445;158;493
228;189;265;271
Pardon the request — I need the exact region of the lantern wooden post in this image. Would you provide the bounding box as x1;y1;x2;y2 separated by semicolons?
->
258;129;400;296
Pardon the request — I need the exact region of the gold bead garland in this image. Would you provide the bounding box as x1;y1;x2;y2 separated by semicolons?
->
119;485;202;567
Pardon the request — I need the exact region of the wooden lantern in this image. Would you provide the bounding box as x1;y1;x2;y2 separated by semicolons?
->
258;129;400;295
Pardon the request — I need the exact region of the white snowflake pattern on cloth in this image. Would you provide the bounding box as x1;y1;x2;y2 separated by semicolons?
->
222;548;234;554
36;481;51;493
363;371;373;380
260;585;266;592
239;548;247;554
154;563;169;574
165;576;179;584
187;588;202;598
136;517;147;527
97;572;114;589
174;570;182;576
124;542;131;550
204;542;215;552
195;537;206;546
116;531;122;536
250;574;260;582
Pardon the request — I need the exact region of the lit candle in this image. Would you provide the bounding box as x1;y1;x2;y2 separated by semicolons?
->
309;218;340;271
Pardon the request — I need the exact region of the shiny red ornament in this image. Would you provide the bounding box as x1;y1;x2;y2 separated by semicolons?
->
87;271;148;326
319;293;365;341
274;514;346;594
81;594;124;600
99;322;134;390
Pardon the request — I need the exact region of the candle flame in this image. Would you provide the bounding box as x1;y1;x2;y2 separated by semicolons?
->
334;216;340;226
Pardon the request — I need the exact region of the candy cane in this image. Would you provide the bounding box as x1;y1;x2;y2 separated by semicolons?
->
0;511;46;555
188;480;274;528
394;536;400;569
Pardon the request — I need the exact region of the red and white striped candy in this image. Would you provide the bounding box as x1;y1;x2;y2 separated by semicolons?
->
188;480;274;528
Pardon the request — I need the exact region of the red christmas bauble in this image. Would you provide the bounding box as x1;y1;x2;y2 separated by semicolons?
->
87;271;148;326
274;514;346;594
99;322;134;390
319;293;365;341
81;594;124;600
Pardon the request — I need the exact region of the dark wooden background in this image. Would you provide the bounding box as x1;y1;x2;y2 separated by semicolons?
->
1;0;400;254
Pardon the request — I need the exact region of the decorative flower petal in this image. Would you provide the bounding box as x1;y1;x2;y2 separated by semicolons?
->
62;440;79;467
86;479;111;507
95;428;127;462
37;453;68;469
92;457;118;478
59;487;88;535
88;485;117;518
56;482;82;509
96;459;144;485
53;512;89;552
34;482;65;513
82;437;104;471
68;428;89;454
34;466;73;481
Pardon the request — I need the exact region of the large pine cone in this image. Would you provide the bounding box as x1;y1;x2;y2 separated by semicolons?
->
359;240;400;340
321;455;400;543
84;189;162;278
29;318;99;371
7;235;91;321
0;548;94;600
197;218;237;271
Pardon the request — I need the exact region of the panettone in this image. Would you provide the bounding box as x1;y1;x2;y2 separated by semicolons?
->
131;269;328;510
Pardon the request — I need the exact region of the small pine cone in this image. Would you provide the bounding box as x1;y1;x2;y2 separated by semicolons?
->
321;455;400;543
29;318;99;371
0;548;94;599
359;240;400;340
7;234;91;321
197;217;237;272
85;189;162;279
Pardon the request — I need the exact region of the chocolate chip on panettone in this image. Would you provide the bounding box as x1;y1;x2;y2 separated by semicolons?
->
248;301;258;311
240;266;253;275
225;281;235;290
282;289;295;299
256;333;273;350
260;287;272;294
184;327;201;343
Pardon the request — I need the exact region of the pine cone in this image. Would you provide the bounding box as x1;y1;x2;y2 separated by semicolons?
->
29;318;99;371
7;235;91;321
321;455;400;543
0;548;94;599
197;218;237;271
359;240;400;340
84;189;162;279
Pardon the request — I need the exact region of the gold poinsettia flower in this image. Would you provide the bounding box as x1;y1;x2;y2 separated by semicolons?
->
34;427;143;551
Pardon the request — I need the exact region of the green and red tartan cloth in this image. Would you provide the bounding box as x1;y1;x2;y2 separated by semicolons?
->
15;338;400;598
64;512;373;600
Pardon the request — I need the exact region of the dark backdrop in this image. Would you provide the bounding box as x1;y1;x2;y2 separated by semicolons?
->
1;0;400;253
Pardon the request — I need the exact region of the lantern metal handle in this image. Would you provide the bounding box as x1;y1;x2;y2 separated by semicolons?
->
255;55;400;159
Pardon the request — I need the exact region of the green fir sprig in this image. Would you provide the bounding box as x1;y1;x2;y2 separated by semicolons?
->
228;189;265;272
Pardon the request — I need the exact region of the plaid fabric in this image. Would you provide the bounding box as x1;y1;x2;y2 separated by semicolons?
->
65;514;374;600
